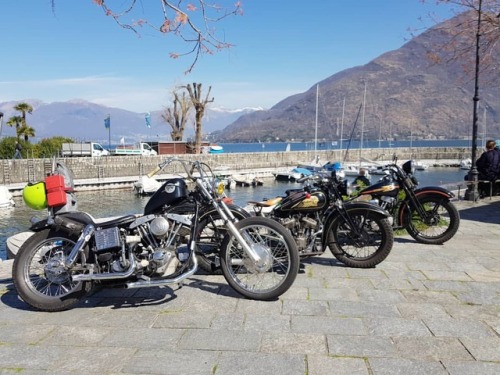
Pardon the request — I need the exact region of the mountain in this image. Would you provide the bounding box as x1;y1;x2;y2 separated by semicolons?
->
0;100;260;143
218;12;500;143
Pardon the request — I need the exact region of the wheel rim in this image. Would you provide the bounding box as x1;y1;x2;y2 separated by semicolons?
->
410;201;451;239
23;237;82;298
335;214;383;259
224;224;292;293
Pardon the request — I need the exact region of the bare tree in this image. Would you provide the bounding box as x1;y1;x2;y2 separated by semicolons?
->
162;88;192;141
73;0;243;73
185;82;214;153
419;0;500;83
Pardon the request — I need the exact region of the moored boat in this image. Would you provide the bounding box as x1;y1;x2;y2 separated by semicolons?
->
133;176;162;195
0;186;15;209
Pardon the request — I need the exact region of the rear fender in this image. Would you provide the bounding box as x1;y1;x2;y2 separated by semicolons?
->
321;201;390;244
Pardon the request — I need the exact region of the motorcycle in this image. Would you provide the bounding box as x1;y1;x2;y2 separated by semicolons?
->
351;159;460;244
234;171;395;269
13;158;300;312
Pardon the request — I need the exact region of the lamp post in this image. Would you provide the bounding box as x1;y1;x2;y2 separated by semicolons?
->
465;0;483;201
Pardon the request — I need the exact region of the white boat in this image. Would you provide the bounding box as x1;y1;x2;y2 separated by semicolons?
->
0;185;15;209
133;176;162;195
460;158;472;170
273;167;312;182
231;174;264;187
414;161;429;170
209;145;224;154
6;231;34;259
368;166;389;175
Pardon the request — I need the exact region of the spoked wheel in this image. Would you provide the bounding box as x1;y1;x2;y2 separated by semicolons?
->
220;216;299;300
404;196;460;244
327;209;394;268
194;205;250;274
12;229;93;312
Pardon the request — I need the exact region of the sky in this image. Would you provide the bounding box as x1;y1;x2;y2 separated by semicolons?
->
0;1;457;113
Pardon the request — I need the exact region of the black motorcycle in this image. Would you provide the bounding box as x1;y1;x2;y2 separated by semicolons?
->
352;159;460;244
239;171;395;269
13;158;300;311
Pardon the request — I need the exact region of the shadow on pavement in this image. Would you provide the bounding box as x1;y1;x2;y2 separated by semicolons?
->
457;199;500;225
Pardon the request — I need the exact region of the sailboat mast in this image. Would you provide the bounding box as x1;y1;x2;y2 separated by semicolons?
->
315;84;319;157
340;97;345;155
359;81;367;167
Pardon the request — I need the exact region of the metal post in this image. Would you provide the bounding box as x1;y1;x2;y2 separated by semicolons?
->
465;0;483;202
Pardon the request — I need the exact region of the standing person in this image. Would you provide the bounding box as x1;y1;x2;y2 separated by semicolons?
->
475;140;500;197
13;141;22;159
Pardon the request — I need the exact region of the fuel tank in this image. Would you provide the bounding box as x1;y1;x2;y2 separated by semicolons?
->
274;190;327;217
358;180;400;198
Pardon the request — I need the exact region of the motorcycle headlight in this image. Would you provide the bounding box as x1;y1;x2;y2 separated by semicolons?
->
402;160;415;174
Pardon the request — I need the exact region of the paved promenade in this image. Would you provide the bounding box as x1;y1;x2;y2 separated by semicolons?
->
0;198;499;375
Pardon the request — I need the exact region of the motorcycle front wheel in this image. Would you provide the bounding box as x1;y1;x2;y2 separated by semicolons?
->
326;209;394;268
194;204;251;274
12;229;94;312
403;196;460;244
219;216;299;300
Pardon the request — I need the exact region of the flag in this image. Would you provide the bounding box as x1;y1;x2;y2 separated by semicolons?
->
104;114;110;129
145;112;151;128
120;137;125;145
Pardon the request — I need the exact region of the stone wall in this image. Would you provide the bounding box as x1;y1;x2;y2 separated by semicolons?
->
2;147;471;185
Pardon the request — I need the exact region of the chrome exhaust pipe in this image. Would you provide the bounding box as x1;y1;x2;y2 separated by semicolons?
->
125;256;198;289
72;251;137;281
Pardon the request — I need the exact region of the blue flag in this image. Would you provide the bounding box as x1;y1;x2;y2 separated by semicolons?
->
145;112;151;128
104;114;110;129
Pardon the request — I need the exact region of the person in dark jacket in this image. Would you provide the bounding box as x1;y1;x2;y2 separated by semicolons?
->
475;140;500;197
476;140;500;181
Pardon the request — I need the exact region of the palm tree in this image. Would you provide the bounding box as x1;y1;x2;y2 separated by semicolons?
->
14;102;33;122
6;115;23;140
18;124;36;141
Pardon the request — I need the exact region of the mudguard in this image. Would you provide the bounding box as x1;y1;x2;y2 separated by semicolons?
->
414;186;455;199
398;187;454;227
321;201;391;244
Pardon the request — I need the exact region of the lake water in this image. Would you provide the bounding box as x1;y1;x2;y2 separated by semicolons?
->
0;166;468;260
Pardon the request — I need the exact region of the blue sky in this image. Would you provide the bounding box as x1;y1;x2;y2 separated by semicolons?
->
0;1;456;112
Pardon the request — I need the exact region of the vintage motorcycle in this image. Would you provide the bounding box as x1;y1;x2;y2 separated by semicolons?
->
351;159;460;244
236;171;395;269
13;158;299;312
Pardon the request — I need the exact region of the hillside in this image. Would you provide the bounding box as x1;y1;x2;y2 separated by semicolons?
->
217;12;499;143
0;100;258;143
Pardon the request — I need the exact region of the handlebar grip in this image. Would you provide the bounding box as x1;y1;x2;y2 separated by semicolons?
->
147;166;161;178
296;176;309;183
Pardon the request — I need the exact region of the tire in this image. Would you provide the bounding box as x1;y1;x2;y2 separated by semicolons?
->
326;209;394;268
194;204;250;274
12;229;93;312
403;196;460;245
219;216;299;300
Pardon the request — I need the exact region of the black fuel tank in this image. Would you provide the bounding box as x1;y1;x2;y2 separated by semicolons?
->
358;180;400;198
144;178;189;215
274;190;327;217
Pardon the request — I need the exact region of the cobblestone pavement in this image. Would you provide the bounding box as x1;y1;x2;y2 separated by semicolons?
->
0;198;499;375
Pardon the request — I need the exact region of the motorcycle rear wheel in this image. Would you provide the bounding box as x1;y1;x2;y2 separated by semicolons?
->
404;197;460;244
326;210;394;268
220;217;299;300
12;229;93;312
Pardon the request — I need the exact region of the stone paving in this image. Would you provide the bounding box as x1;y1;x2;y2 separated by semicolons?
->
0;198;499;375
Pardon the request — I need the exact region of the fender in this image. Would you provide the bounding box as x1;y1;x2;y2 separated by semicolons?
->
321;201;391;245
398;186;454;227
414;186;455;199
